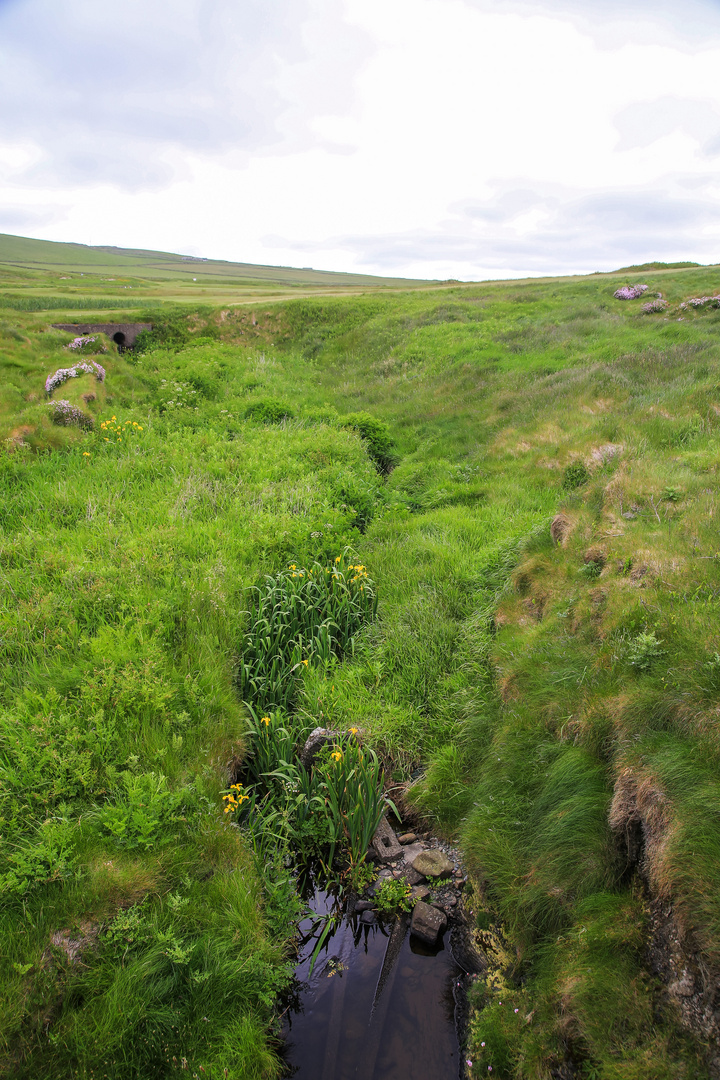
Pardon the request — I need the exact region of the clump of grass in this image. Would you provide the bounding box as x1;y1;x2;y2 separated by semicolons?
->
244;397;293;423
237;555;376;712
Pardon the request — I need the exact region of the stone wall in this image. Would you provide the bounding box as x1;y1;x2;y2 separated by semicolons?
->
52;322;153;349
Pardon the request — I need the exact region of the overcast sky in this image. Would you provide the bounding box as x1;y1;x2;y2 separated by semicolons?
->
1;0;719;279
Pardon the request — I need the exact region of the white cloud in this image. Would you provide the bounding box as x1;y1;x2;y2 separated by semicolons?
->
1;0;719;277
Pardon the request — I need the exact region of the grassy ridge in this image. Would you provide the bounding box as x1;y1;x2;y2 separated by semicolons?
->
2;266;720;1076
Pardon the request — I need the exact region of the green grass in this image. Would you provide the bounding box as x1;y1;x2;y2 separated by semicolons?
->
4;263;720;1075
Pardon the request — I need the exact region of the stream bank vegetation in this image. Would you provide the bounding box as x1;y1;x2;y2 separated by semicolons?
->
2;262;720;1076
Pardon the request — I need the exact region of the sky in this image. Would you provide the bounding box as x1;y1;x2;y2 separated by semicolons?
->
1;0;719;280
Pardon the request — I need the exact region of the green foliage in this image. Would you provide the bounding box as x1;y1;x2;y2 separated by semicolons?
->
374;877;413;914
317;737;387;866
96;771;197;851
244;397;294;423
628;630;665;671
237;556;377;712
562;460;590;490
343;411;398;473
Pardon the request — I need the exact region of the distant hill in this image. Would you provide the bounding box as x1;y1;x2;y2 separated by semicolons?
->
612;260;702;273
0;232;434;288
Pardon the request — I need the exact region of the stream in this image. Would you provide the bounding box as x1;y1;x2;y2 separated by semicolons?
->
282;881;466;1080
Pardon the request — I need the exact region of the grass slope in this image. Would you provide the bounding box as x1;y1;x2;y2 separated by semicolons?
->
0;231;433;288
2;264;720;1077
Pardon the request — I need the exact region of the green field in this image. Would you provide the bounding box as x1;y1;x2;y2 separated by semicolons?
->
2;248;720;1078
0;232;438;311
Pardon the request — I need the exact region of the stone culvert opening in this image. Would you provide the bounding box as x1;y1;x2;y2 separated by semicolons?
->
51;323;152;351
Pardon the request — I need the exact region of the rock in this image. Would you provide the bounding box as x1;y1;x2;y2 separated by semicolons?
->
400;841;426;866
360;909;376;926
411;849;454;880
371;815;404;863
669;972;695;998
299;727;339;769
355;900;374;913
411;885;430;902
398;832;417;845
410;900;447;945
401;866;425;886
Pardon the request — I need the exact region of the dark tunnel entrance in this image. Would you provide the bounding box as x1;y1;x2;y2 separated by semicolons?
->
112;332;127;349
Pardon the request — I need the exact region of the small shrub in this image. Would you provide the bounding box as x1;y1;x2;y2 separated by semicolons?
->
679;295;720;311
97;772;191;850
244;398;294;424
562;460;590;491
375;877;413;914
343;412;398;474
613;284;648;300
51;399;94;429
579;560;602;580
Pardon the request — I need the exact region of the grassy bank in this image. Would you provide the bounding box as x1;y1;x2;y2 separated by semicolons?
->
2;264;720;1076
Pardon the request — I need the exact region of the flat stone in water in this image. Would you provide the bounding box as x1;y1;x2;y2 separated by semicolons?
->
412;850;454;879
410;900;447;946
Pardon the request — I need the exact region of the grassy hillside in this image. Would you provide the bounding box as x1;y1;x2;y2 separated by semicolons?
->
2;264;720;1077
0;228;433;295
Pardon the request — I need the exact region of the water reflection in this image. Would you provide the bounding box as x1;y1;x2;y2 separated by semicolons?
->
283;888;461;1080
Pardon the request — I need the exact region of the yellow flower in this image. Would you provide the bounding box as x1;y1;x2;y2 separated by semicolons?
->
335;556;341;563
138;426;143;430
349;727;358;735
83;452;90;457
104;437;109;442
261;716;271;726
302;659;309;666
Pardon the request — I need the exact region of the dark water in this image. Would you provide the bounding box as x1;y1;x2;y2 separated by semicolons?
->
282;888;462;1080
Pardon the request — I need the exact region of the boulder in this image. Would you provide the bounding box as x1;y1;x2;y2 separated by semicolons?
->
411;885;430;902
371;815;403;863
398;832;417;845
299;727;338;769
411;849;454;880
400;866;424;886
410;901;447;945
400;841;426;866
